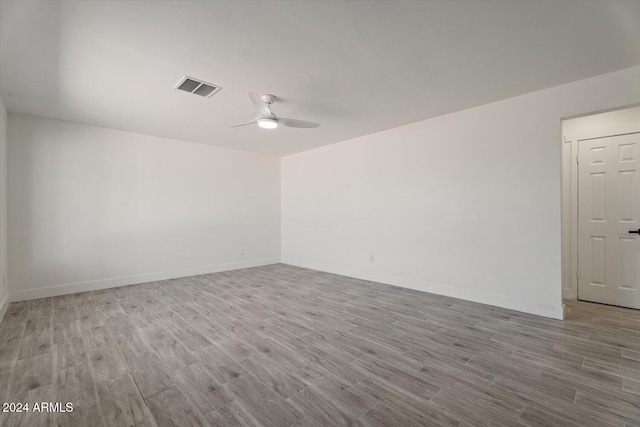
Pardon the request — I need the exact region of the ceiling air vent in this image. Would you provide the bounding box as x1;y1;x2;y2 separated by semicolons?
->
174;76;221;98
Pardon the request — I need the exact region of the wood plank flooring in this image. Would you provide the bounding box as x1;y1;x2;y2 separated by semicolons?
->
1;264;639;426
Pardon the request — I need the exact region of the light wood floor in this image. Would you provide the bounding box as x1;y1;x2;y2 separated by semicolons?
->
0;264;639;426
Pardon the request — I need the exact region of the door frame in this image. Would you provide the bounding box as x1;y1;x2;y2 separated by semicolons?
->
562;121;640;300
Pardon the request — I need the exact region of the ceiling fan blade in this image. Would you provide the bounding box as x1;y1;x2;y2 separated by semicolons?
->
230;119;257;128
248;92;271;116
278;118;320;128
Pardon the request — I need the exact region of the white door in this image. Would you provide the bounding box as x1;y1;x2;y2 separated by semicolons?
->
578;132;640;309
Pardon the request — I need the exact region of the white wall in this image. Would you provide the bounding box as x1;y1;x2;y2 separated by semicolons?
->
282;66;640;319
8;114;280;301
561;106;640;299
563;106;640;136
0;97;8;320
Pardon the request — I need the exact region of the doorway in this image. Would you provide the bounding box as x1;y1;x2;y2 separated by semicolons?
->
562;106;640;309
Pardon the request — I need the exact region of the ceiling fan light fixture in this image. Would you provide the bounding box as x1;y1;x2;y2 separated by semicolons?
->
258;118;278;129
230;93;319;129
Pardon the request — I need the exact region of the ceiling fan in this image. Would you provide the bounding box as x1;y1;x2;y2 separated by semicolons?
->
231;92;320;130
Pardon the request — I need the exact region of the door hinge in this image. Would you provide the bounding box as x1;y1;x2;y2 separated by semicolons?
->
576;270;580;280
576;155;579;165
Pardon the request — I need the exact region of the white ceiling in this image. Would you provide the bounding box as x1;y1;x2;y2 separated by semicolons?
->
1;1;639;156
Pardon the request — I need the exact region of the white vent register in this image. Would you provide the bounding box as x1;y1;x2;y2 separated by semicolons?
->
174;76;221;98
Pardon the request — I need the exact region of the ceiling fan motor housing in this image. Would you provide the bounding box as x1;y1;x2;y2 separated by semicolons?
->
261;94;276;105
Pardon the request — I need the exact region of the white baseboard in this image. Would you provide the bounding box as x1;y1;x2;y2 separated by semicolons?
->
9;257;280;302
282;256;564;320
0;293;8;324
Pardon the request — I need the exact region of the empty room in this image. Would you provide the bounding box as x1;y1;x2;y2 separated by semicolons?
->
1;1;640;426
